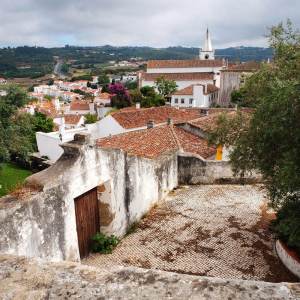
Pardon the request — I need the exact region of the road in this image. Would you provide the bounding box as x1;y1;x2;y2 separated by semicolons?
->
53;59;67;79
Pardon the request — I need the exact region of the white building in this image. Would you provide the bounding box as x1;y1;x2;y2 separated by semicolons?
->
171;84;219;108
139;29;225;90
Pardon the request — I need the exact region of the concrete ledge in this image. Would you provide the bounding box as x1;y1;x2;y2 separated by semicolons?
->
0;254;299;299
276;240;300;279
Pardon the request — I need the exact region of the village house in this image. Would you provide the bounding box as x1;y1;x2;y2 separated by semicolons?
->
171;83;219;108
67;100;96;115
218;61;261;106
95;105;201;138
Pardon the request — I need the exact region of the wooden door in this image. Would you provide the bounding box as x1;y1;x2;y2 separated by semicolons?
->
74;188;99;259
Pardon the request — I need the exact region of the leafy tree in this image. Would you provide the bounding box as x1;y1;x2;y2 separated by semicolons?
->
85;113;98;124
209;21;300;208
98;73;110;85
33;112;54;133
109;82;132;108
125;80;138;90
155;76;177;98
139;86;165;107
0;85;53;164
209;21;300;253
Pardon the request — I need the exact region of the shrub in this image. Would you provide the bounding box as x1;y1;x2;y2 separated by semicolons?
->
91;232;119;254
271;198;300;255
84;113;98;124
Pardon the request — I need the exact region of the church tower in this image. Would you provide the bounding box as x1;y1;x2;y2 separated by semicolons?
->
199;28;215;60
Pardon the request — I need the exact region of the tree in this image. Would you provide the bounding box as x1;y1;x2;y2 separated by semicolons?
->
155;76;177;98
209;21;300;208
139;86;165;107
33;112;54;133
98;73;110;85
85;113;98;124
0;85;53;164
209;21;300;253
109;82;132;109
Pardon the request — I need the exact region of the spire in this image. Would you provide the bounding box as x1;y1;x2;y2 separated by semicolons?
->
203;28;213;52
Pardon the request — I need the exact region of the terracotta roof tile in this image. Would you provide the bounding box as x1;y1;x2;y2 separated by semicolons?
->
142;72;214;82
70;101;90;111
97;125;178;159
97;124;216;159
147;60;224;69
111;106;201;129
173;84;219;96
64;114;82;125
173;126;216;158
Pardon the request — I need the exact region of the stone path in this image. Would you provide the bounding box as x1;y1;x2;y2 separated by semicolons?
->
84;185;298;283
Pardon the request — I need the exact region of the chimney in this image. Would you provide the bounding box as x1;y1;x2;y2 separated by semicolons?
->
147;120;154;129
167;118;173;125
136;102;141;109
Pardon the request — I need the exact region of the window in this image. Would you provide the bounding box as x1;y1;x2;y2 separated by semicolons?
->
181;98;185;104
174;98;178;104
189;98;193;105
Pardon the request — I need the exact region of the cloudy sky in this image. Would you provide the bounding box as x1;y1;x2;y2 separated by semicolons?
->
1;0;299;48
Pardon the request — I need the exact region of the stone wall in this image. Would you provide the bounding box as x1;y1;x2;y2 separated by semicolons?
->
0;254;299;300
178;153;259;184
0;134;178;262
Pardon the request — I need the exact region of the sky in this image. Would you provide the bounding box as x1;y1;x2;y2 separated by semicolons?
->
0;0;299;48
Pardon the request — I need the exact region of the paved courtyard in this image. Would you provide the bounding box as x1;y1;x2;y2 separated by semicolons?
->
84;185;298;282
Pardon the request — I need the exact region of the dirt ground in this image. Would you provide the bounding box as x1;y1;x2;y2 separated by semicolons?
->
84;185;298;283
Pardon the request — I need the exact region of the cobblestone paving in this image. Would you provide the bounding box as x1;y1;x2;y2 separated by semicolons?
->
84;185;298;282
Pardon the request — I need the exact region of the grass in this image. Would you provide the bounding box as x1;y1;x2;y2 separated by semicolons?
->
0;163;32;197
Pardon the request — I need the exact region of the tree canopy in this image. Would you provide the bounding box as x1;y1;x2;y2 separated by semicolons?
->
155;76;177;98
210;21;300;207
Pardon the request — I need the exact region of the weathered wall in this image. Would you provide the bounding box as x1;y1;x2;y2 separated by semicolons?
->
1;254;299;300
0;135;178;262
178;153;259;184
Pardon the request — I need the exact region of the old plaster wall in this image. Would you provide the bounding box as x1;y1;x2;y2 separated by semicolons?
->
0;140;127;262
126;153;178;225
178;153;259;184
0;136;178;262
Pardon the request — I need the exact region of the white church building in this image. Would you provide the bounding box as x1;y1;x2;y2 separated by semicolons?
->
139;29;225;107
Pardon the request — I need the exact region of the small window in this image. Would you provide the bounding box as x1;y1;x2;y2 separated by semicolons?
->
174;98;178;104
189;98;193;104
181;98;185;104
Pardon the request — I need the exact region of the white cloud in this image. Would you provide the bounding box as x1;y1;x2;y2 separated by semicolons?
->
0;0;299;47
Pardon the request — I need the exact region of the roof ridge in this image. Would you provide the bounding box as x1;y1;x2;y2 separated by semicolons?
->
169;125;183;152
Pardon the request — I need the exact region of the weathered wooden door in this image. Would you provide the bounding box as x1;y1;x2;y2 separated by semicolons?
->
74;188;99;259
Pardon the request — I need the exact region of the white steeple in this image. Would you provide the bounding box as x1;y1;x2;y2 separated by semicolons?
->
200;28;215;60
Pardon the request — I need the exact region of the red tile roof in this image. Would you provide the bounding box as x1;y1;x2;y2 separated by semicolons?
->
147;60;224;69
70;101;90;111
111;106;201;129
173;126;216;158
223;61;261;72
189;109;252;133
142;72;214;82
173;84;219;96
97;124;216;159
64;114;82;125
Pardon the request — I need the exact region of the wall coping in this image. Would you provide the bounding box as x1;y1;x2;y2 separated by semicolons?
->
276;239;300;279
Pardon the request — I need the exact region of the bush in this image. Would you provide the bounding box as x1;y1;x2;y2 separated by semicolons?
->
91;232;119;254
271;198;300;255
85;113;98;124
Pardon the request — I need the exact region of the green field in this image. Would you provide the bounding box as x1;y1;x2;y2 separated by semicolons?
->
0;163;32;197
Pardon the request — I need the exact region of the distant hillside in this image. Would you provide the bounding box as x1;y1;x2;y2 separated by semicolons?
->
0;45;273;78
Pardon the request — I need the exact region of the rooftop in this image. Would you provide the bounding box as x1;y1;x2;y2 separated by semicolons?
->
173;84;219;96
111;106;201;129
64;114;83;125
97;124;215;159
147;59;224;69
70;101;90;111
142;72;214;82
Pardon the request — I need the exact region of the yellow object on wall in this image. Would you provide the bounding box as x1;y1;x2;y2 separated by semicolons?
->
216;145;223;161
